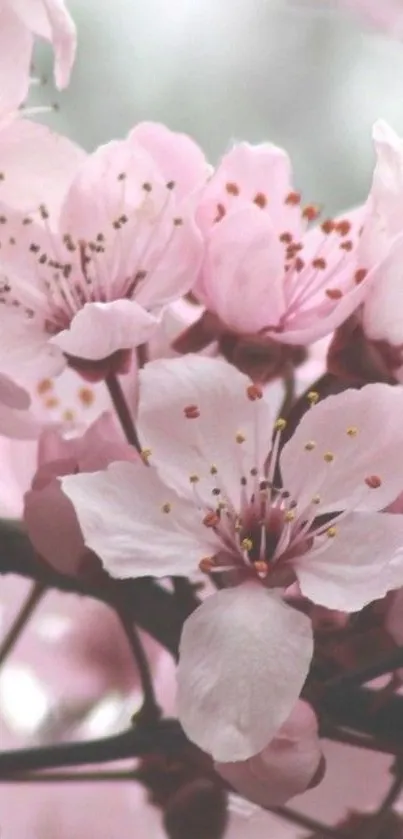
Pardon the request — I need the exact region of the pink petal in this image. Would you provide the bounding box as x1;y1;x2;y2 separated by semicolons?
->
24;479;85;573
62;461;220;578
52;300;159;360
362;234;403;346
129;122;209;199
0;6;32;114
197;141;302;239
0;404;42;439
199;205;285;333
295;511;403;612
280;383;403;515
138;355;275;507
215;700;322;807
0;373;30;409
0;116;85;216
177;582;313;762
12;0;76;88
0;314;66;381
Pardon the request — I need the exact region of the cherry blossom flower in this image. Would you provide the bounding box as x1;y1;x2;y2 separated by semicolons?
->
180;142;376;361
0;0;76;116
0;122;207;382
215;700;323;808
62;356;403;762
24;412;137;575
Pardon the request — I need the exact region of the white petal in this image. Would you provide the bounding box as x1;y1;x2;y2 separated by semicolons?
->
280;383;403;515
177;583;313;762
296;512;403;612
62;461;220;578
52;300;159;360
138;355;275;507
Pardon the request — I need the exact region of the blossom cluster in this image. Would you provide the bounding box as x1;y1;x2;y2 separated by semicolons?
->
2;0;403;833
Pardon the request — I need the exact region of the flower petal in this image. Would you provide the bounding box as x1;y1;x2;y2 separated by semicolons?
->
24;480;85;573
0;116;85;216
280;383;403;515
177;583;313;762
215;700;322;807
295;511;403;612
12;0;76;88
62;461;220;578
51;300;159;360
362;234;403;346
129;122;209;199
198;205;285;333
0;6;32;114
138;355;275;507
0;374;30;410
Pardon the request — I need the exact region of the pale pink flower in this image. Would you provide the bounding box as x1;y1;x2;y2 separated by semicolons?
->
336;0;403;38
24;411;136;575
190;142;375;349
62;356;403;762
215;700;323;808
0;122;206;382
0;0;76;115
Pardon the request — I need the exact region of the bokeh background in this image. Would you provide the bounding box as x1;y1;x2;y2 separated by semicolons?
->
32;0;403;215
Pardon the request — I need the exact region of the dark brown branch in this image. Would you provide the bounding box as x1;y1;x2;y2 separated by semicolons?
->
0;581;45;667
105;372;142;453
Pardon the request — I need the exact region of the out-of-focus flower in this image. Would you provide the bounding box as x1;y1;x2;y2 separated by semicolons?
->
336;0;403;39
0;0;77;116
215;700;324;808
62;355;403;762
0;123;206;383
178;142;375;370
24;411;136;574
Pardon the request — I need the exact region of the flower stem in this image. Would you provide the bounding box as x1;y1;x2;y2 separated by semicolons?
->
118;609;161;724
271;806;342;837
323;645;403;692
0;581;45;668
105;372;142;454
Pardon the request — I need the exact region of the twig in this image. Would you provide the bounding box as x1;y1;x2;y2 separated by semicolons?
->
271;805;342;837
366;770;403;839
105;372;142;453
0;581;45;667
0;770;141;783
323;646;403;692
118;609;161;723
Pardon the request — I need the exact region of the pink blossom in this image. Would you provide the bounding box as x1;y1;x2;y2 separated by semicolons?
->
0;123;206;382
336;0;403;38
62;356;403;762
215;700;323;808
24;411;136;575
0;0;76;115
189;142;375;350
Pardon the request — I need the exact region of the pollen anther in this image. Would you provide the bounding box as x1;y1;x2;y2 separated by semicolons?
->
347;426;358;437
305;441;316;451
247;384;263;401
241;538;253;552
324;452;335;463
203;511;220;528
365;475;382;489
161;503;171;513
307;391;319;405
274;417;287;431
327;526;337;538
235;432;246;444
184;404;200;419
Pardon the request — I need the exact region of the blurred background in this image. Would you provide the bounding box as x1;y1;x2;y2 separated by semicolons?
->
32;0;403;216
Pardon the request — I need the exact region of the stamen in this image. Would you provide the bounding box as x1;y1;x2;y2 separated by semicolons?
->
346;426;358;437
203;511;220;528
235;432;246;444
365;475;382;489
247;384;263;401
161;503;172;513
323;452;335;463
184;404;200;419
307;391;319;405
305;441;316;451
141;448;152;463
326;526;337;538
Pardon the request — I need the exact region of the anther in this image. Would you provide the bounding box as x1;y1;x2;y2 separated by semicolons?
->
340;240;353;252
312;494;321;504
280;232;293;244
335;220;351;236
141;448;152;463
284;510;295;522
235;432;246;444
354;268;368;284
226;182;240;196
214;203;226;222
142;182;152;192
326;526;337;538
161;503;172;513
247;383;263;401
346;426;358;437
184;404;200;419
274;417;287;431
189;474;200;484
325;288;343;300
210;464;218;475
312;258;327;270
321;219;335;234
285;191;301;205
166;180;176;190
302;204;320;222
199;557;215;574
173;217;183;226
253;192;267;209
365;475;382;489
203;511;220;528
37;379;53;395
241;538;253;552
254;561;269;576
78;387;95;407
324;452;335;463
307;391;319;405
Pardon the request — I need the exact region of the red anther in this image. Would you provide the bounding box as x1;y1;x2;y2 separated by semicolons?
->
199;557;215;573
354;268;368;284
336;219;352;236
247;384;263;401
184;404;200;419
226;182;240;196
325;288;343;300
340;240;353;252
253;192;268;209
214;203;226;223
312;257;327;270
302;204;320;222
285;191;301;205
203;511;220;528
279;232;293;244
365;475;382;489
321;219;335;234
295;257;305;272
